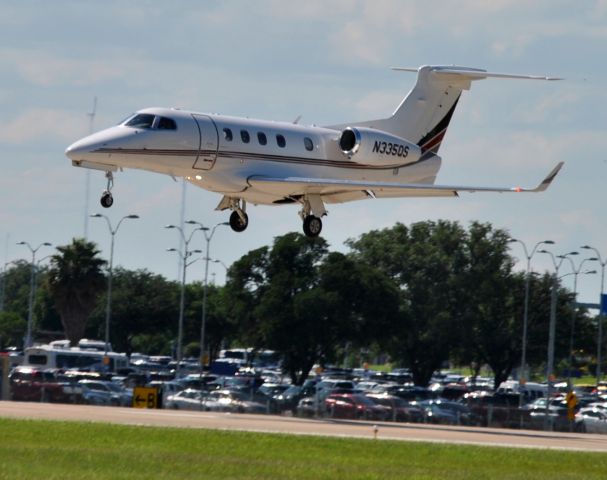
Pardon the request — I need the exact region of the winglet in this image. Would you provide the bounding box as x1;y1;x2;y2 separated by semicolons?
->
527;162;564;192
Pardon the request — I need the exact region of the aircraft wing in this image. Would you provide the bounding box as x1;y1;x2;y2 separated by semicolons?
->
247;162;564;200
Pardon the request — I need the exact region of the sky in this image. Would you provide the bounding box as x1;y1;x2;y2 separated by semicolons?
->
1;0;607;305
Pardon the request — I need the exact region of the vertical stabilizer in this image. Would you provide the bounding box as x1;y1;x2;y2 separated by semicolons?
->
347;65;560;154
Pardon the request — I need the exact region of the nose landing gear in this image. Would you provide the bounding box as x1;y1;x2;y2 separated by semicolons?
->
229;210;249;232
100;171;114;208
227;198;248;233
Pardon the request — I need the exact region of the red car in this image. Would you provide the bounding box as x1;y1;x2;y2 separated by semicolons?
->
9;366;78;403
325;393;390;420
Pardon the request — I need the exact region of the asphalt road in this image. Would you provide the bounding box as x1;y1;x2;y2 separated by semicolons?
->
1;401;607;452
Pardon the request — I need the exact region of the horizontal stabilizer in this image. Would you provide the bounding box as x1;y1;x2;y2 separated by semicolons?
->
391;65;562;81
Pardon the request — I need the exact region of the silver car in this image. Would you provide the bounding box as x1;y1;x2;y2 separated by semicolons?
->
165;389;207;410
575;408;607;433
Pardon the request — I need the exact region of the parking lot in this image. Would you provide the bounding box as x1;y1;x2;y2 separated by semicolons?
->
3;346;607;437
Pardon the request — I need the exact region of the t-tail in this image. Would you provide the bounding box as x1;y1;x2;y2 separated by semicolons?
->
352;65;561;154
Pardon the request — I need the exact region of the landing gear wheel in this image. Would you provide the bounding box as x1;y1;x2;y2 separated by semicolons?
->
100;191;114;208
303;215;322;237
229;210;249;232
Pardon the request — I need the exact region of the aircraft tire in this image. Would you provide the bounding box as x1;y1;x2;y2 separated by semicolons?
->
303;215;322;237
229;211;248;232
100;192;114;208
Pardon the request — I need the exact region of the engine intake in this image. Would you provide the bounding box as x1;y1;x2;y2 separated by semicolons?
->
339;127;421;166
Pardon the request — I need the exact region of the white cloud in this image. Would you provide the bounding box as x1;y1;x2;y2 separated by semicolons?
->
0;48;122;88
0;108;88;144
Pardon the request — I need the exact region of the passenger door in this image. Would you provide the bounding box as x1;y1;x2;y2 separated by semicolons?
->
192;114;218;170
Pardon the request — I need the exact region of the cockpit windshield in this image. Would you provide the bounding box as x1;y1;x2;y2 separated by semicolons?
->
122;113;177;130
125;114;155;129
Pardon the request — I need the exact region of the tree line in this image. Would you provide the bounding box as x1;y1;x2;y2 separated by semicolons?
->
0;221;600;388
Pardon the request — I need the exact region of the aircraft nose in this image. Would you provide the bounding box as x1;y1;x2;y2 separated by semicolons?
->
65;140;89;160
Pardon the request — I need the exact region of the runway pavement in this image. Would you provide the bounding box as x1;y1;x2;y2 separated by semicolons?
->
1;400;607;452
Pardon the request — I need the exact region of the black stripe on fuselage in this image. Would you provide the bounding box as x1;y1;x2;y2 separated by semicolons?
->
93;148;433;171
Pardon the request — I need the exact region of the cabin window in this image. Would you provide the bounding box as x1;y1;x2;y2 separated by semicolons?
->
240;130;250;143
157;117;177;130
223;128;233;141
276;134;286;148
304;137;314;151
125;114;155;129
257;132;267;145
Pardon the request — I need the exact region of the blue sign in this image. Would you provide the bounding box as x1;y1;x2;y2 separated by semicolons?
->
601;294;607;316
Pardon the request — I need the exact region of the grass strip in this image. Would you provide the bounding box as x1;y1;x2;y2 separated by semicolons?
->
0;418;605;479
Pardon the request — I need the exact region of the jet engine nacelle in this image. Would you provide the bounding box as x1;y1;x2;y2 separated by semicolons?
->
338;127;422;166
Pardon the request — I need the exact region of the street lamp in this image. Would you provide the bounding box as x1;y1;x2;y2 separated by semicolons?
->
166;223;204;371
16;241;52;348
91;213;139;357
210;258;229;273
186;220;229;370
538;249;577;430
558;254;598;390
509;238;554;386
581;245;607;387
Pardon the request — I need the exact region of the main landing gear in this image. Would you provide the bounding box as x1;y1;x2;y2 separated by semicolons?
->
100;171;114;208
299;194;326;238
218;194;326;238
302;215;322;237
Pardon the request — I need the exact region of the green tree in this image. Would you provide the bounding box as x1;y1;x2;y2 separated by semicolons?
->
87;268;179;356
456;222;518;388
0;311;26;348
226;233;400;385
348;221;469;387
186;283;234;362
47;238;106;345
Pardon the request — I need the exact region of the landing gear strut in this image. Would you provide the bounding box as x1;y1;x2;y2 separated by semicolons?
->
299;194;325;238
100;171;114;208
228;198;248;233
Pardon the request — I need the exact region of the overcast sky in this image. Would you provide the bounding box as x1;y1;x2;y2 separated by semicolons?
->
2;1;607;305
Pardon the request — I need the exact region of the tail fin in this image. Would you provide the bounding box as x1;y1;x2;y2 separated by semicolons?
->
353;65;560;154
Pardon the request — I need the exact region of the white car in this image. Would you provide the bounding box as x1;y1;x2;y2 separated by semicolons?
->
165;389;206;410
575;408;607;433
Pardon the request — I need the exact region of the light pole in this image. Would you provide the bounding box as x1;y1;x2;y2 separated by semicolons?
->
166;223;203;372
210;259;229;273
509;238;554;387
538;249;577;430
91;213;139;357
581;245;607;387
186;221;229;370
558;255;598;390
16;241;52;348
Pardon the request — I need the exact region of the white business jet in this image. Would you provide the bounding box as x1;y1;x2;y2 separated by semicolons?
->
65;65;563;238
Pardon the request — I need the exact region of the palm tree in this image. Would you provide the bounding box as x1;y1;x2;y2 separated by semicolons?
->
47;238;106;346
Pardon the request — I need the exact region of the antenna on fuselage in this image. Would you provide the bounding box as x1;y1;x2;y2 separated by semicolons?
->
83;96;97;239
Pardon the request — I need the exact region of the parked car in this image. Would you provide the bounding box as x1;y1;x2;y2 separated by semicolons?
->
10;366;78;403
365;394;424;422
325;393;390;420
295;396;317;418
165;389;207;410
575;408;607;433
203;389;268;414
274;384;317;414
78;380;131;406
419;400;460;425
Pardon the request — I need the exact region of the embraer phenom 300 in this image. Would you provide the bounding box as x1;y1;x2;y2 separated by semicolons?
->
66;65;562;238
